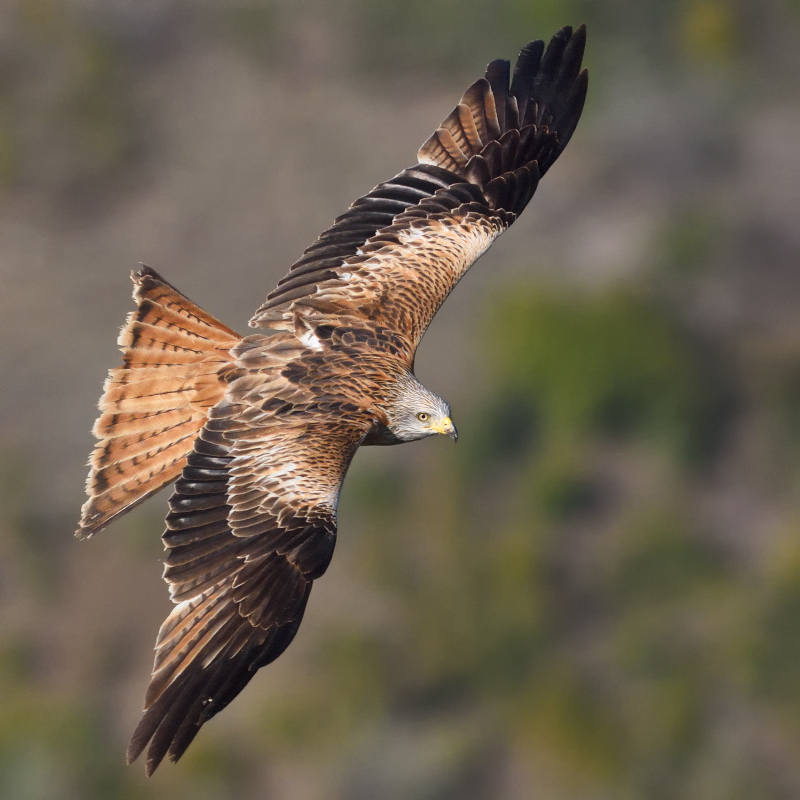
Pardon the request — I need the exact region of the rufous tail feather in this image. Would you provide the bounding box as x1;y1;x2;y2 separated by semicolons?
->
76;267;241;538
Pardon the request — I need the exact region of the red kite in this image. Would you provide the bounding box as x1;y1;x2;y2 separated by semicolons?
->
77;25;587;774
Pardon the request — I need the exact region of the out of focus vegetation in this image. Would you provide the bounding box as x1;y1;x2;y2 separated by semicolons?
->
3;0;800;798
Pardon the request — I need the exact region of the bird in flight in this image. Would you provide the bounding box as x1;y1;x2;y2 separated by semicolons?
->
77;25;587;774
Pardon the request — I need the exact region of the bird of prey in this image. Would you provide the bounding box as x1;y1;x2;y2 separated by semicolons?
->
77;25;588;774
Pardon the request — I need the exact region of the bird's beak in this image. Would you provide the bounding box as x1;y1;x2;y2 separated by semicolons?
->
434;416;458;441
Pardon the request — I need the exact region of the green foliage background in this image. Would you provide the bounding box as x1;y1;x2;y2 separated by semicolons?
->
2;0;800;798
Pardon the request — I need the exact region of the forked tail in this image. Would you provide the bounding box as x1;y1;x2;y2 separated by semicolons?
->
76;267;241;538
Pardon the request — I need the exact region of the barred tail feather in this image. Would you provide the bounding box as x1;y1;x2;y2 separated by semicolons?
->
76;267;241;538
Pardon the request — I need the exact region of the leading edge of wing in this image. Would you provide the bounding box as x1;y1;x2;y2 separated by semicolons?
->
250;25;587;330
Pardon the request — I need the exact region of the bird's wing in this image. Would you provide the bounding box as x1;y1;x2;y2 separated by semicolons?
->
127;363;371;775
250;25;588;348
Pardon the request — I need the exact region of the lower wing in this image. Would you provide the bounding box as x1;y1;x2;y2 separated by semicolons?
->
128;392;369;775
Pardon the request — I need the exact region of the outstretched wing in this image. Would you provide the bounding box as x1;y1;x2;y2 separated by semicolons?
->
127;361;371;775
250;25;588;347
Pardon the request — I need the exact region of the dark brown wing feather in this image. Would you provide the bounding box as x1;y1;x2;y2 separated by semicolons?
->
128;579;309;775
250;24;587;347
127;345;373;774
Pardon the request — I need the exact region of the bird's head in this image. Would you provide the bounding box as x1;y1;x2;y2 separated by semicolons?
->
385;375;457;443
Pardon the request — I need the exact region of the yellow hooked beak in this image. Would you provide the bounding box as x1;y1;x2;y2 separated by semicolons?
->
432;416;458;441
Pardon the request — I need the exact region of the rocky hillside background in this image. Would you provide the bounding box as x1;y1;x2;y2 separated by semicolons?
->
3;1;800;798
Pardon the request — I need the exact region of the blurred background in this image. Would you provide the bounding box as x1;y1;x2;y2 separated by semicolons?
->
2;0;800;797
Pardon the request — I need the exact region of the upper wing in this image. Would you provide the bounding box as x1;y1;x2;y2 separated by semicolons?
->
250;25;588;347
127;351;372;775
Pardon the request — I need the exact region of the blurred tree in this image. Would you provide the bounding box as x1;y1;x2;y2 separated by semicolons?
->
2;1;800;798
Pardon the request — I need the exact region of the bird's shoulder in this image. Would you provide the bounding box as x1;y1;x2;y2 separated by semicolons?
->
210;319;410;434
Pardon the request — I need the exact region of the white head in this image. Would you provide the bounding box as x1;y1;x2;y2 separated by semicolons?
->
384;374;457;443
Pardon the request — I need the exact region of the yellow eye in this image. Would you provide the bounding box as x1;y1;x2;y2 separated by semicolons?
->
417;412;429;422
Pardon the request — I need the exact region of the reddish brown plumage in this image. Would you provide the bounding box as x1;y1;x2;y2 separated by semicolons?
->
77;25;588;774
78;268;241;539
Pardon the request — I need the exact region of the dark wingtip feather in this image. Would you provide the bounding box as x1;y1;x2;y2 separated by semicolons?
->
416;24;587;216
552;67;588;159
510;38;544;123
127;592;311;775
485;58;511;132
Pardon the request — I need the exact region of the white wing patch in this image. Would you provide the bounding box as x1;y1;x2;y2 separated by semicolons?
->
299;329;322;351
